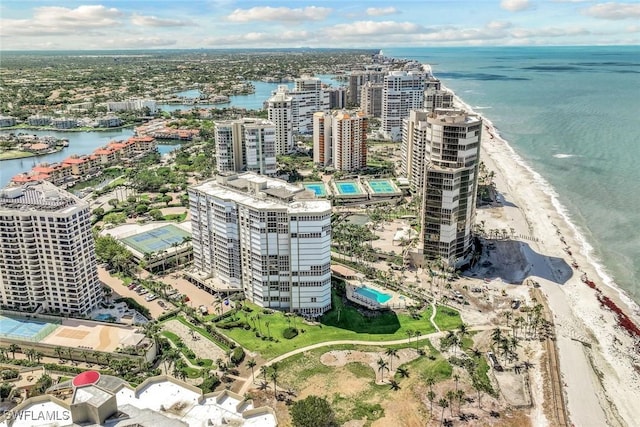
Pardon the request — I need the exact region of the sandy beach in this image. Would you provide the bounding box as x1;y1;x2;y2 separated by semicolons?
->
452;92;640;426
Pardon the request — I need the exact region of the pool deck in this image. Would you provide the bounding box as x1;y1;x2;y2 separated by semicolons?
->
345;282;413;310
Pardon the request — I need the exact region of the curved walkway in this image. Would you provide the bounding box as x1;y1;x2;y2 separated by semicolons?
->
429;297;441;332
237;326;491;396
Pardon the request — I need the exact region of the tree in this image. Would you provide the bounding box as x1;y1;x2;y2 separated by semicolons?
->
389;379;400;391
427;390;436;417
445;390;456;417
0;382;14;401
376;357;388;382
396;367;409;378
270;368;279;398
8;344;18;360
247;359;257;383
385;348;398;371
438;398;449;425
290;395;338;427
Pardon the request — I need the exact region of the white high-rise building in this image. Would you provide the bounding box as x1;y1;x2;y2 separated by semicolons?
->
267;86;294;155
424;78;454;112
0;182;102;315
189;173;332;316
292;76;330;135
215;118;276;175
381;71;426;141
404;109;482;267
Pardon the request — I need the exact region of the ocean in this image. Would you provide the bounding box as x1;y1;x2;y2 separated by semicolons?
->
384;46;640;306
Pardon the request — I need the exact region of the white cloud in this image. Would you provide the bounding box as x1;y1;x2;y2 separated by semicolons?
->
326;21;425;37
487;21;512;30
131;13;192;27
582;2;640;19
0;5;123;36
365;7;399;16
227;6;331;22
103;37;178;48
510;26;591;38
500;0;532;11
204;31;313;47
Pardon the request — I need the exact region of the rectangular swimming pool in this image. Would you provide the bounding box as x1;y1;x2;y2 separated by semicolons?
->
354;286;392;304
303;182;327;197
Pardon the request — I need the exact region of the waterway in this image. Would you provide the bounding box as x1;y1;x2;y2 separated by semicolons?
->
163;75;344;112
1;74;344;187
0;128;180;187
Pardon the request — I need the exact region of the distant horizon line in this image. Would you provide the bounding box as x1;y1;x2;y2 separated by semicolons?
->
1;44;638;54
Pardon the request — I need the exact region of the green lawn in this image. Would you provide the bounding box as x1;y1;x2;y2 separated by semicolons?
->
217;294;461;359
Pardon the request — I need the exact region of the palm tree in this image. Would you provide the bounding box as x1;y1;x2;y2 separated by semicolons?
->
455;389;465;415
247;359;257;383
414;330;422;351
445;390;455;417
270;369;279;398
8;344;18;359
427;390;436;417
425;375;435;395
385;348;398;371
396;367;409;378
453;373;460;392
376;357;388;382
389;379;400;391
491;327;503;346
260;366;269;383
438;398;449;425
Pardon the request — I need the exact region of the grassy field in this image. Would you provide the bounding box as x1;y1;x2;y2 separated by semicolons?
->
217;294;461;359
274;343;452;425
0;150;35;160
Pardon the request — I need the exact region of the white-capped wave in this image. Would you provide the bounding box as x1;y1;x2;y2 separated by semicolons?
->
553;153;576;159
474;106;492;110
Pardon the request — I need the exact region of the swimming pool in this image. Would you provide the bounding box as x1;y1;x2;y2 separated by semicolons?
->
0;315;60;341
354;286;392;304
303;182;327;197
94;313;115;322
335;181;363;195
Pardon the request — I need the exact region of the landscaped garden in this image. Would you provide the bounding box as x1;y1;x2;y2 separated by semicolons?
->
216;293;462;359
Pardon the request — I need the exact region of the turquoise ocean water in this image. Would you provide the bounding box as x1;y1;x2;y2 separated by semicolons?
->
385;46;640;305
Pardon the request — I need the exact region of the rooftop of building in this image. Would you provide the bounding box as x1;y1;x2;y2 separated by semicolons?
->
430;108;482;125
0;181;83;212
190;172;330;213
2;374;277;427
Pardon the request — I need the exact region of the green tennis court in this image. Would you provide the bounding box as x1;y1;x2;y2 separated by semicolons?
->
367;179;398;194
121;225;190;254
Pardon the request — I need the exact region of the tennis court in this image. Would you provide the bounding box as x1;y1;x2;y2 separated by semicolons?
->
0;315;60;342
335;181;364;195
366;179;401;195
121;224;190;255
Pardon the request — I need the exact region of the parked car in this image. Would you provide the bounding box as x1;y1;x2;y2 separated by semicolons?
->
157;300;166;308
139;289;149;295
128;283;136;290
145;294;157;302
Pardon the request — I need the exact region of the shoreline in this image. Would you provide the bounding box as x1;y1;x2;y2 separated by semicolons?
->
0;124;136;133
447;87;640;424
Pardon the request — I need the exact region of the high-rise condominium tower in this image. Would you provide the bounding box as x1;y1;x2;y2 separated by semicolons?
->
267;86;294;155
313;111;368;172
0;181;102;315
402;109;482;266
189;173;332;316
215;118;277;176
381;71;426;141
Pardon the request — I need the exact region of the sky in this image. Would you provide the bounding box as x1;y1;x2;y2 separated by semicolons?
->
1;0;639;50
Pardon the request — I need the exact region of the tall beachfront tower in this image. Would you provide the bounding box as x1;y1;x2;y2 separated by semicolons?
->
360;82;383;118
313;112;332;167
0;181;102;315
403;109;482;267
214;118;277;176
313;110;368;172
348;68;386;106
381;70;426;141
267;86;294;155
189;173;332;316
292;76;330;135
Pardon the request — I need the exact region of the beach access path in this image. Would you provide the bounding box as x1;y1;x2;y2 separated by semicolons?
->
473;103;640;426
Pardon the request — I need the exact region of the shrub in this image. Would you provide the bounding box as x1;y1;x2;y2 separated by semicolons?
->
0;369;19;380
217;321;249;330
230;347;245;365
283;327;298;339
